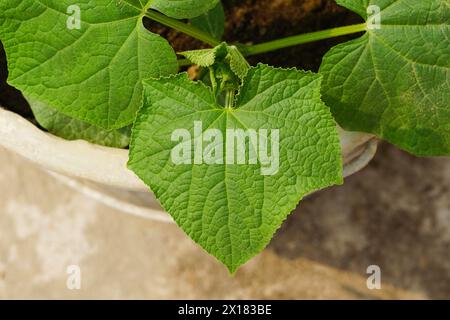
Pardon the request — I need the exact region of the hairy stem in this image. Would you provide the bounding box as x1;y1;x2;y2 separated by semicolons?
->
172;22;367;66
178;58;193;67
244;23;367;56
145;10;221;47
225;90;235;109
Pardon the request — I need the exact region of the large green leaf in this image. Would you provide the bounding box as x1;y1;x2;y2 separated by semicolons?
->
320;0;450;156
128;64;343;272
0;0;177;129
152;0;220;19
28;97;131;148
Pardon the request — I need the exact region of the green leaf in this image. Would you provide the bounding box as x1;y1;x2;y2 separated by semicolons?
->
181;43;229;67
152;0;220;19
0;0;177;130
182;43;250;95
182;43;249;78
320;0;450;156
128;64;343;272
191;2;225;40
28;97;131;148
227;45;251;80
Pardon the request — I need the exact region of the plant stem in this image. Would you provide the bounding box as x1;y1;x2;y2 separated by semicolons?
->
178;58;192;67
244;23;367;56
145;10;221;47
175;23;367;67
225;90;235;109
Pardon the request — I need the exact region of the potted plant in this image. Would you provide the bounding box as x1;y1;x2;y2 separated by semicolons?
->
0;0;447;273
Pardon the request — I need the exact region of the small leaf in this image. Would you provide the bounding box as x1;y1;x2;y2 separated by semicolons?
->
191;2;225;40
181;43;229;67
128;64;343;272
227;45;251;80
152;0;220;19
28;97;130;148
320;0;450;156
182;43;250;79
0;0;178;130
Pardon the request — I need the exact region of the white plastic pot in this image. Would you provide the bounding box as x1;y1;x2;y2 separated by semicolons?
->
0;107;378;223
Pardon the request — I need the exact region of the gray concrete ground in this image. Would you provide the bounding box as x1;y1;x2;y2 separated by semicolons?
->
0;143;448;299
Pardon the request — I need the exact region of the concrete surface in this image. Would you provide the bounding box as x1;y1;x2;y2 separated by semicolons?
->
0;143;448;299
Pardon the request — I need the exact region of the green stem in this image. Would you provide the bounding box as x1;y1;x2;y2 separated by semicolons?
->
225;90;235;109
178;58;192;67
145;10;221;47
244;23;367;56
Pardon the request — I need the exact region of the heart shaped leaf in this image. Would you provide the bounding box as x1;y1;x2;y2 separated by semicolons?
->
320;0;450;156
128;64;343;272
0;0;177;129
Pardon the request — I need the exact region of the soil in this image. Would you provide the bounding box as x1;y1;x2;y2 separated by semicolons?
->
0;43;32;118
0;0;362;119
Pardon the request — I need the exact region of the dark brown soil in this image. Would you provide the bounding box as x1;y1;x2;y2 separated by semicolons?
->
1;0;362;118
0;43;32;118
